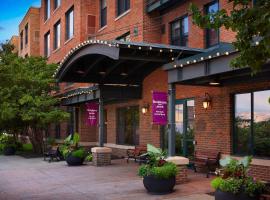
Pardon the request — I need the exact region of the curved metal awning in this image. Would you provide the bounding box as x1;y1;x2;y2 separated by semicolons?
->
55;40;204;85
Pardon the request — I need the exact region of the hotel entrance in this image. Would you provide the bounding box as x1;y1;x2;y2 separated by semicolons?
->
175;99;195;158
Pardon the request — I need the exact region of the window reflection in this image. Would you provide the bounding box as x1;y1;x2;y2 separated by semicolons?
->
234;90;270;158
254;90;270;157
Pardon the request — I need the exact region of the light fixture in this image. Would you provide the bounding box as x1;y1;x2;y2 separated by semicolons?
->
99;71;106;75
202;93;211;109
120;72;128;76
209;81;220;86
141;103;149;114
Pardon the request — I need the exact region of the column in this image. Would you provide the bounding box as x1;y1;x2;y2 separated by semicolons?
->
168;83;176;156
99;89;104;147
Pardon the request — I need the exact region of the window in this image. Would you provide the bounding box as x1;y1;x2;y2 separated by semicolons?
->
117;0;130;16
234;90;270;158
205;1;219;47
117;106;139;145
25;24;28;45
44;0;50;21
100;0;107;27
170;15;189;46
65;7;74;41
116;32;130;42
54;0;61;9
44;31;50;57
54;21;61;50
20;31;23;50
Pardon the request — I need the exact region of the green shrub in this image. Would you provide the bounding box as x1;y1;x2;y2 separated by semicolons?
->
85;154;93;162
211;177;223;190
244;177;265;197
219;178;242;194
22;143;33;152
71;148;86;159
0;134;18;149
151;162;177;179
212;156;265;197
137;144;178;179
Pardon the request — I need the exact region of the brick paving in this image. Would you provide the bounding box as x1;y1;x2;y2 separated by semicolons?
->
0;156;214;200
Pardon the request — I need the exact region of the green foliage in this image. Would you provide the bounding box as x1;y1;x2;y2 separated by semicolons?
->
0;134;18;149
138;144;177;179
0;41;69;153
138;162;177;179
60;134;92;161
85;154;93;162
189;0;270;74
212;156;265;197
211;177;223;190
22;143;33;152
244;177;265;197
71;148;86;159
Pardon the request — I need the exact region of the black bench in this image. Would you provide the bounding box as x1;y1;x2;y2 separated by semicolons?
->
193;150;221;178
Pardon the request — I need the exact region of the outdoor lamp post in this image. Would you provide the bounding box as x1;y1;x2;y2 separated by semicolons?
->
202;93;211;109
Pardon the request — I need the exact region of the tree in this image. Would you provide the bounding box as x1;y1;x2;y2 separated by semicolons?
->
0;42;69;153
189;0;270;74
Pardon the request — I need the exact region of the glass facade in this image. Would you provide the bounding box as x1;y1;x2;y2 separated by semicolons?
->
117;0;130;16
100;0;107;27
44;32;50;57
116;106;139;146
54;21;61;50
66;7;74;41
45;0;50;21
171;15;188;46
175;99;195;157
205;0;219;47
234;90;270;158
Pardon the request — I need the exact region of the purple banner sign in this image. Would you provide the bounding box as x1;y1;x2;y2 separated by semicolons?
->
152;91;168;125
85;102;99;126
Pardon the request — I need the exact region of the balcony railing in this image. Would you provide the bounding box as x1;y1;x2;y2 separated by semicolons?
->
147;0;183;13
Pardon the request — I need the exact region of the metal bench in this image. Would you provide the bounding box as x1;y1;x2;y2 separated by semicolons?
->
193;150;221;178
126;145;147;164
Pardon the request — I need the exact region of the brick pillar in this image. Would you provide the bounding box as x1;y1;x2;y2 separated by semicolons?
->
176;165;188;184
166;156;189;185
91;147;112;166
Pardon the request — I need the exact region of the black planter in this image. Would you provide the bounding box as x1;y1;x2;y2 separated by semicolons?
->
215;190;259;200
3;146;16;156
66;154;84;166
143;175;176;195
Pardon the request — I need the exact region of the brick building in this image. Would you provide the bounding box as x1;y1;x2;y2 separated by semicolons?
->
19;0;269;181
18;7;40;57
8;35;19;54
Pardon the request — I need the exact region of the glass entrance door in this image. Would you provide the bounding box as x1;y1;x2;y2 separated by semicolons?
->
175;99;195;157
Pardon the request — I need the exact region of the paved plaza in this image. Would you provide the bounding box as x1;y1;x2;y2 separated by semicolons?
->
0;156;214;200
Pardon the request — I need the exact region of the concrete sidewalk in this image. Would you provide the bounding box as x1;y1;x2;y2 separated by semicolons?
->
0;155;214;200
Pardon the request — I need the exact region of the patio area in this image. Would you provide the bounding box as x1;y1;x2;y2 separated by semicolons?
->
0;155;214;200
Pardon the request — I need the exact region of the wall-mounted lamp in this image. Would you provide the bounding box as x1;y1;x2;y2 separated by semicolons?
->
202;93;211;109
141;104;150;114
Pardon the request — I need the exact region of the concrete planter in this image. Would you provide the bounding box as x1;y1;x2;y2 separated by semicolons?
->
143;175;176;195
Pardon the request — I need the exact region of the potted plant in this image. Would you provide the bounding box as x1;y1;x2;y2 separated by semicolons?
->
60;133;92;166
0;134;19;156
138;144;177;195
211;156;265;200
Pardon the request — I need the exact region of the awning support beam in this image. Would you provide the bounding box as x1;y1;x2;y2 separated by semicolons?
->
168;83;176;156
98;86;104;147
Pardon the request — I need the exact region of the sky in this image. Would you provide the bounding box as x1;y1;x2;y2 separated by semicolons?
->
0;0;41;43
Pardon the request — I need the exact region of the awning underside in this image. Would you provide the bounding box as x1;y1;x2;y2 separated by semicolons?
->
56;40;203;85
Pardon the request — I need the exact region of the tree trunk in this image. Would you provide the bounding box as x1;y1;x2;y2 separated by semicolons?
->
28;126;44;155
